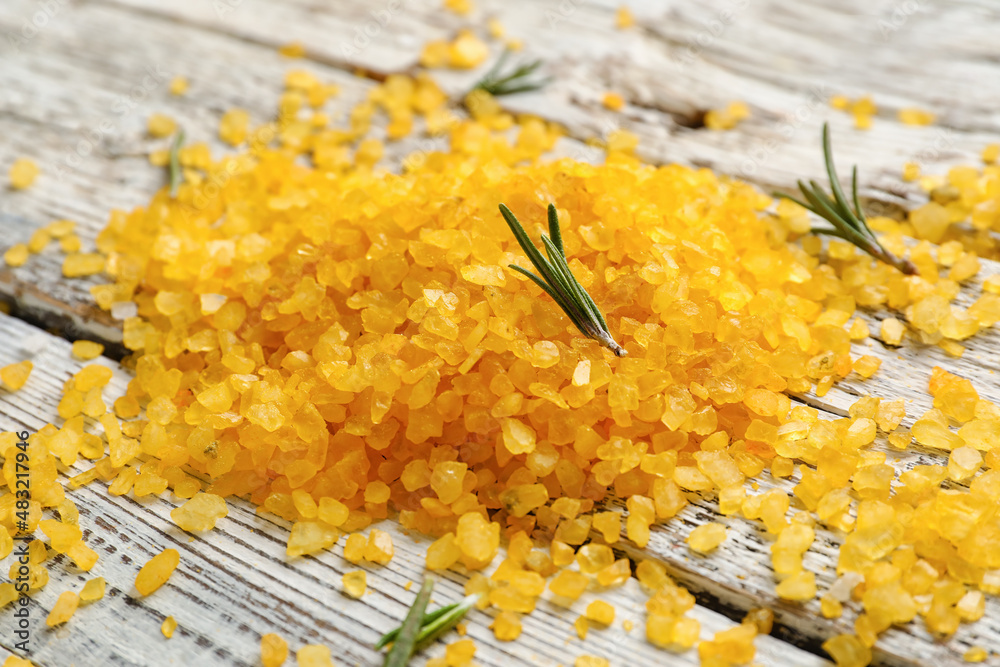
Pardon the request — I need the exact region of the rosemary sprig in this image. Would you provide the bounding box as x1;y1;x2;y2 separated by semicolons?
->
375;593;480;651
382;577;434;667
168;130;185;199
472;49;549;97
499;203;626;357
777;123;918;276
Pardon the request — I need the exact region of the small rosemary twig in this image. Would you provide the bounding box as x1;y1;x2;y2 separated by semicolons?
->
499;203;626;357
472;49;549;97
375;594;480;652
776;123;918;276
382;577;434;667
168;130;185;199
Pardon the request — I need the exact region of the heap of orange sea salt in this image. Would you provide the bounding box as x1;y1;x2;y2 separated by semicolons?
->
5;59;1000;666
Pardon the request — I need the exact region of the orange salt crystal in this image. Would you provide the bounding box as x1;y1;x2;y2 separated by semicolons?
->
0;360;32;391
171;493;228;532
45;591;79;627
161;616;177;638
342;570;366;598
490;611;521;641
135;548;180;596
602;93;624;111
80;577;105;602
364;529;394;565
260;633;288;667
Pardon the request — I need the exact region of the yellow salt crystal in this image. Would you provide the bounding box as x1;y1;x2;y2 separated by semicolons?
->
278;42;305;58
261;633;289;667
342;570;366;598
448;30;489;69
148;114;177;138
170;76;188;95
820;594;843;618
776;570;816;601
444;0;472;14
80;577;105;602
220;109;250;146
296;645;333;667
982;143;999;164
687;523;727;553
575;657;609;667
854;113;872;130
898;108;935;126
171;493;228;531
549;570;588;600
71;340;104;360
3;243;29;267
364;529;394;565
585;600;615;626
616;5;635;28
592;512;620;543
343;533;366;563
135;548;180;596
0;361;33;391
822;634;872;667
62;253;106;278
420;40;450;68
743;607;774;634
9;158;39;189
964;646;988;663
602;93;624;111
46;591;79;627
287;522;340;557
830;95;850;110
881;317;907;345
445;638;476;665
902;161;920;181
847;319;869;340
162;615;177;638
491;611;521;641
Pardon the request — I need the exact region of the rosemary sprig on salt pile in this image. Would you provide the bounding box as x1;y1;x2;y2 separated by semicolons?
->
779;123;918;276
500;203;626;356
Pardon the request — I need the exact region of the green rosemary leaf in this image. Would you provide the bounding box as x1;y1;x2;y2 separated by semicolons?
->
374;602;458;651
547;204;564;257
168;130;185;199
499;205;574;305
499;203;626;356
473;50;548;97
775;123;918;276
508;264;592;335
540;234;604;332
413;594;480;648
383;577;434;667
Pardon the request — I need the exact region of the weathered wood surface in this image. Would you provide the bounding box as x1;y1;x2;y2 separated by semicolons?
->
0;313;829;667
1;0;999;665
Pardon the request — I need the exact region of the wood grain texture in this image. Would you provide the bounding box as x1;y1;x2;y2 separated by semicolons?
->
0;313;830;667
2;0;1000;665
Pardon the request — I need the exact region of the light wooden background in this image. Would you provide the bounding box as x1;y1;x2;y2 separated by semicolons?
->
0;0;998;665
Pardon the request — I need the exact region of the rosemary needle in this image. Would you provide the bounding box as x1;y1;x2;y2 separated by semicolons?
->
383;577;434;667
499;203;626;357
472;49;550;97
375;594;480;651
777;123;918;276
168;130;185;199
